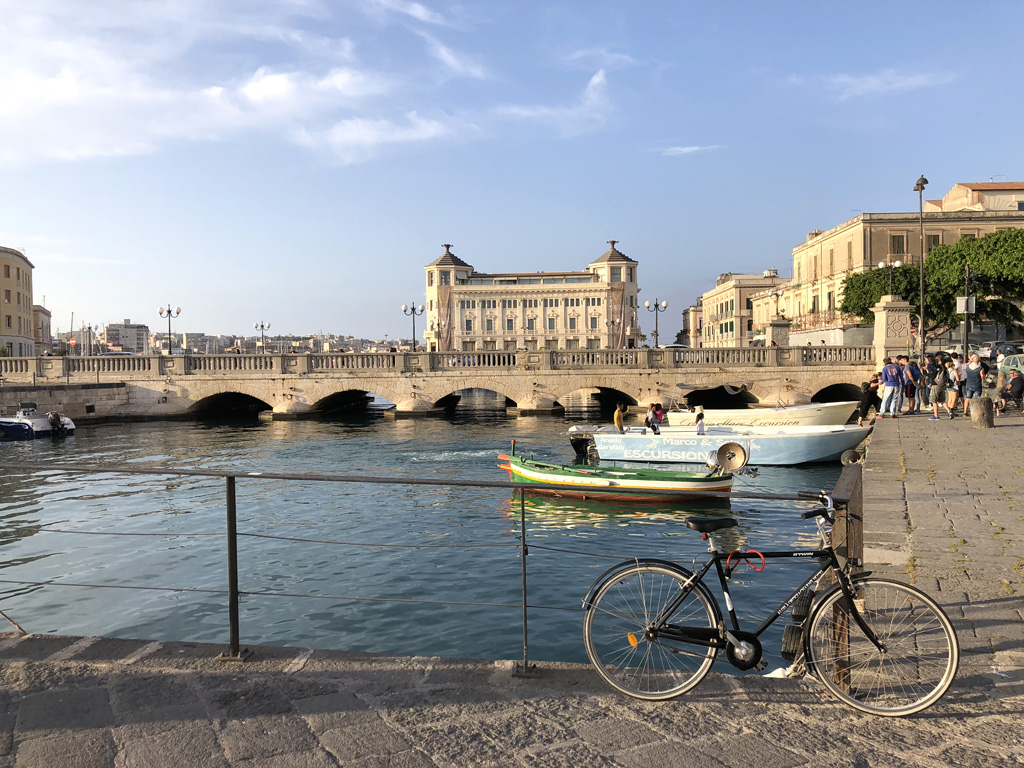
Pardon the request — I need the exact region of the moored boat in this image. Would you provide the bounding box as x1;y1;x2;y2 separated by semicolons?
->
498;452;733;501
664;401;859;428
573;423;870;466
0;403;75;441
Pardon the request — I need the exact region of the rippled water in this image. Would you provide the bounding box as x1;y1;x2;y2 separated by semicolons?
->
0;393;840;668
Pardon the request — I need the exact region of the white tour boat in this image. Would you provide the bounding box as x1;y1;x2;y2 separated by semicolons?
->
664;401;859;428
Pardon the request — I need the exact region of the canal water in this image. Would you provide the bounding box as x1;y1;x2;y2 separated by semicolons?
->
0;392;840;671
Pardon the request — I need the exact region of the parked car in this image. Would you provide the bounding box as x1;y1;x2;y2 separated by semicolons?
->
999;354;1024;377
990;342;1021;366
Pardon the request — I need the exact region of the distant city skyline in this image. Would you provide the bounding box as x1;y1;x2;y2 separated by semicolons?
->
1;1;1022;341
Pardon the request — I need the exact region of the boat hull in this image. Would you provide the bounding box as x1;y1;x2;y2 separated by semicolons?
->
0;421;35;441
664;401;858;428
587;425;871;466
499;455;732;501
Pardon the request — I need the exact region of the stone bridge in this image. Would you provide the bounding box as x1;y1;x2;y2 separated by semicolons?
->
0;346;877;420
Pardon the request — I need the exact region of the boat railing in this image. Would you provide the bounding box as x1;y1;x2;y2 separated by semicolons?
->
0;460;863;673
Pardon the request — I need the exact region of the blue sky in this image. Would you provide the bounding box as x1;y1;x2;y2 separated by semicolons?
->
1;0;1021;342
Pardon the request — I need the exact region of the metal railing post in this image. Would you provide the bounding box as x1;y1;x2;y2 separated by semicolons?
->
219;475;249;661
513;487;537;677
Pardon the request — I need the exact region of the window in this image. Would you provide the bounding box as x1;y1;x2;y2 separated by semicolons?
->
1018;202;1024;211
847;240;853;270
3;290;9;303
811;295;819;313
462;341;475;351
827;291;835;311
545;339;557;350
526;318;535;331
611;267;621;282
485;318;493;332
506;318;514;331
568;317;577;330
960;233;976;241
628;295;634;307
587;338;599;349
440;271;451;285
796;264;802;283
627;267;633;282
4;315;10;328
828;249;834;276
464;319;472;332
483;341;496;350
890;234;906;255
428;272;434;287
2;265;9;278
547;317;556;331
590;316;598;330
926;234;941;253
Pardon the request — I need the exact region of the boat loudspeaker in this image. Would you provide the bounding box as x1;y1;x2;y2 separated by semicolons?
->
716;442;748;472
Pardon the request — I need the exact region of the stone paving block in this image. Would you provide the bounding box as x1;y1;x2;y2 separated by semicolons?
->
521;741;620;768
615;740;726;768
321;717;412;763
295;691;376;734
0;715;12;757
475;711;571;753
217;715;319;762
14;728;116;768
200;676;294;718
69;637;152;663
114;723;229;768
575;715;662;751
403;720;500;768
15;687;113;733
234;750;342;768
705;732;804;768
0;636;78;662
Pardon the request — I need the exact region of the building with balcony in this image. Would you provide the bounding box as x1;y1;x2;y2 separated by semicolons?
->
422;242;641;352
1;246;35;357
751;181;1024;345
696;270;787;348
103;319;152;354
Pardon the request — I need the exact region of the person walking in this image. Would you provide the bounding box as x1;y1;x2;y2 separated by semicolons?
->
920;353;935;409
963;353;985;416
613;402;627;433
928;362;947;420
879;357;905;418
944;361;960;418
953;353;967;412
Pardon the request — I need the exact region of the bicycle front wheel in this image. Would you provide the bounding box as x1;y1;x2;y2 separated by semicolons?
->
584;563;719;700
805;577;958;716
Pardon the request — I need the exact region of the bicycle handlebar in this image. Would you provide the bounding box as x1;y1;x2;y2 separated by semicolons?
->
797;491;821;500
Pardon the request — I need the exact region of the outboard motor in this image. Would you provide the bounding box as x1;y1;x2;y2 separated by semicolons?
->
47;411;67;436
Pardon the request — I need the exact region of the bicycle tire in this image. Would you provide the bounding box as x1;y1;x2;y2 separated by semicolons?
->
804;577;958;716
584;563;720;700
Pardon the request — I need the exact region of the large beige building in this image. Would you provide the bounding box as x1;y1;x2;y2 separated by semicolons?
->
1;246;35;357
33;305;52;354
104;319;152;354
750;181;1024;344
423;242;641;352
695;270;787;348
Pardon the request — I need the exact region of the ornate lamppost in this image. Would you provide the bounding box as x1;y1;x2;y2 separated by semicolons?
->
254;321;270;353
645;298;669;348
913;175;928;357
770;290;785;317
876;260;901;295
158;305;181;355
605;317;620;348
401;303;425;351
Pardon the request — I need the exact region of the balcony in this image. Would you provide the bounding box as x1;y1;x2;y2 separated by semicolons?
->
788;310;863;332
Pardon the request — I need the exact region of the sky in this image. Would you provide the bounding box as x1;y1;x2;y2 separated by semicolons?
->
2;0;1022;342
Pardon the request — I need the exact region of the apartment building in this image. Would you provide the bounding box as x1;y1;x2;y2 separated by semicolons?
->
422;242;641;352
33;305;52;354
104;319;152;354
1;246;35;357
696;270;787;348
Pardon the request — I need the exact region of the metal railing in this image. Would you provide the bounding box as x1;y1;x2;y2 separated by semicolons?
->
0;461;861;671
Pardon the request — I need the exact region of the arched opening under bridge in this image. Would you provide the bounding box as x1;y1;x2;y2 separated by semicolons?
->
560;386;636;417
683;385;760;410
189;392;272;418
314;390;395;415
812;382;863;404
443;387;518;413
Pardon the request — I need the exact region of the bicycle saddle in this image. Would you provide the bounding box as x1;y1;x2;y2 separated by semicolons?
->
685;517;738;533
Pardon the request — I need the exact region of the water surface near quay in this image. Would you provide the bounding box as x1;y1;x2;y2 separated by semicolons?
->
0;394;841;668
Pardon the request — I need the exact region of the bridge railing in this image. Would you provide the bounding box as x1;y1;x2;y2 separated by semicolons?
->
550;349;640;368
430;352;517;369
672;348;770;366
186;355;276;373
65;356;156;374
311;353;397;370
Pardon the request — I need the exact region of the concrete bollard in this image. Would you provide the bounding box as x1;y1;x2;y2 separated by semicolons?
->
970;397;995;428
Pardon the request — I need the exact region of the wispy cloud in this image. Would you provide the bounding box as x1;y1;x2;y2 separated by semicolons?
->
565;48;635;71
417;32;487;79
660;145;720;157
495;70;609;137
790;69;955;101
366;0;452;26
296;112;453;165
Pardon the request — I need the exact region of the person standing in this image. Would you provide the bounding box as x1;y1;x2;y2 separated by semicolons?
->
695;412;706;435
858;373;882;426
644;404;661;434
963;353;985;416
904;357;921;415
928;362;947;420
613;401;627;433
944;361;961;418
953;353;967;411
879;357;905;418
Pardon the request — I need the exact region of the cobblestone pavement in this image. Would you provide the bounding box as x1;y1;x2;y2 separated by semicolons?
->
0;414;1021;767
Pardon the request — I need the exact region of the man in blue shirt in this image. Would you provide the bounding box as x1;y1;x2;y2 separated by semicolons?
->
879;356;905;417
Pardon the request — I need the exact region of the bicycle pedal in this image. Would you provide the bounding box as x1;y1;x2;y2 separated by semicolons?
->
753;659;768;672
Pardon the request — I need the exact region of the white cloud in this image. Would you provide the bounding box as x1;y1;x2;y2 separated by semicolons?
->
417;32;487;79
495;70;609;137
296;112;452;165
791;69;955;101
661;145;720;157
565;48;636;70
367;0;451;26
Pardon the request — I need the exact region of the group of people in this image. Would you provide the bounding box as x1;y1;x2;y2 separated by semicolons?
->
858;351;1022;425
613;401;707;435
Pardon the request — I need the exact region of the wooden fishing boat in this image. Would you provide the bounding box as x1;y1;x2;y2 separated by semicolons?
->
497;452;732;501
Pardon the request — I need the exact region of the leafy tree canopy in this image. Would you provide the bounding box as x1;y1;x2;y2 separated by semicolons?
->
839;227;1024;337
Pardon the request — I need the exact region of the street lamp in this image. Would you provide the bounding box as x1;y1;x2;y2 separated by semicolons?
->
770;290;785;317
80;323;99;356
876;260;901;295
605;317;620;348
254;321;270;353
644;299;669;348
401;303;425;351
913;175;928;357
157;305;181;355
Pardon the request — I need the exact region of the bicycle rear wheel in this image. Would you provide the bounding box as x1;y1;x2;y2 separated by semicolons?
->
584;563;719;700
805;577;958;716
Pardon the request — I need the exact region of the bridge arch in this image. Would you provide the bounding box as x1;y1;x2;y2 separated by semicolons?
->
188;391;272;415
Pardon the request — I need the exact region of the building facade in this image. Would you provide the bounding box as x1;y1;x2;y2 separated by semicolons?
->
103;319;152;354
32;305;52;354
696;270;787;348
751;181;1024;344
422;242;641;352
1;246;35;357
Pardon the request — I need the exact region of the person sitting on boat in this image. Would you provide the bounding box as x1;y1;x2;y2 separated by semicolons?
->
655;402;665;426
613;401;627;433
695;412;706;435
645;404;661;434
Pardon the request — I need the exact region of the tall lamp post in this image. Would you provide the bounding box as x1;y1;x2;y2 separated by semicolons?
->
605;317;620;349
254;321;270;353
80;323;99;356
644;299;669;348
401;303;425;351
914;175;928;358
158;305;181;355
876;260;901;295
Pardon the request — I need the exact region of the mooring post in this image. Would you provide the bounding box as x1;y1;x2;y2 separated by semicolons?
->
219;475;248;661
513;487;537;677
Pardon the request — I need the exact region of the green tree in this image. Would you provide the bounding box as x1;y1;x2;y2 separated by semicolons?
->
839;228;1024;337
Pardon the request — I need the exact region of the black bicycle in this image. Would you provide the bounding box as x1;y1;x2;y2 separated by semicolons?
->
582;492;958;716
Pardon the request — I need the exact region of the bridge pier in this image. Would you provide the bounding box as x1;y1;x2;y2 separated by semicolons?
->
507;395;563;416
